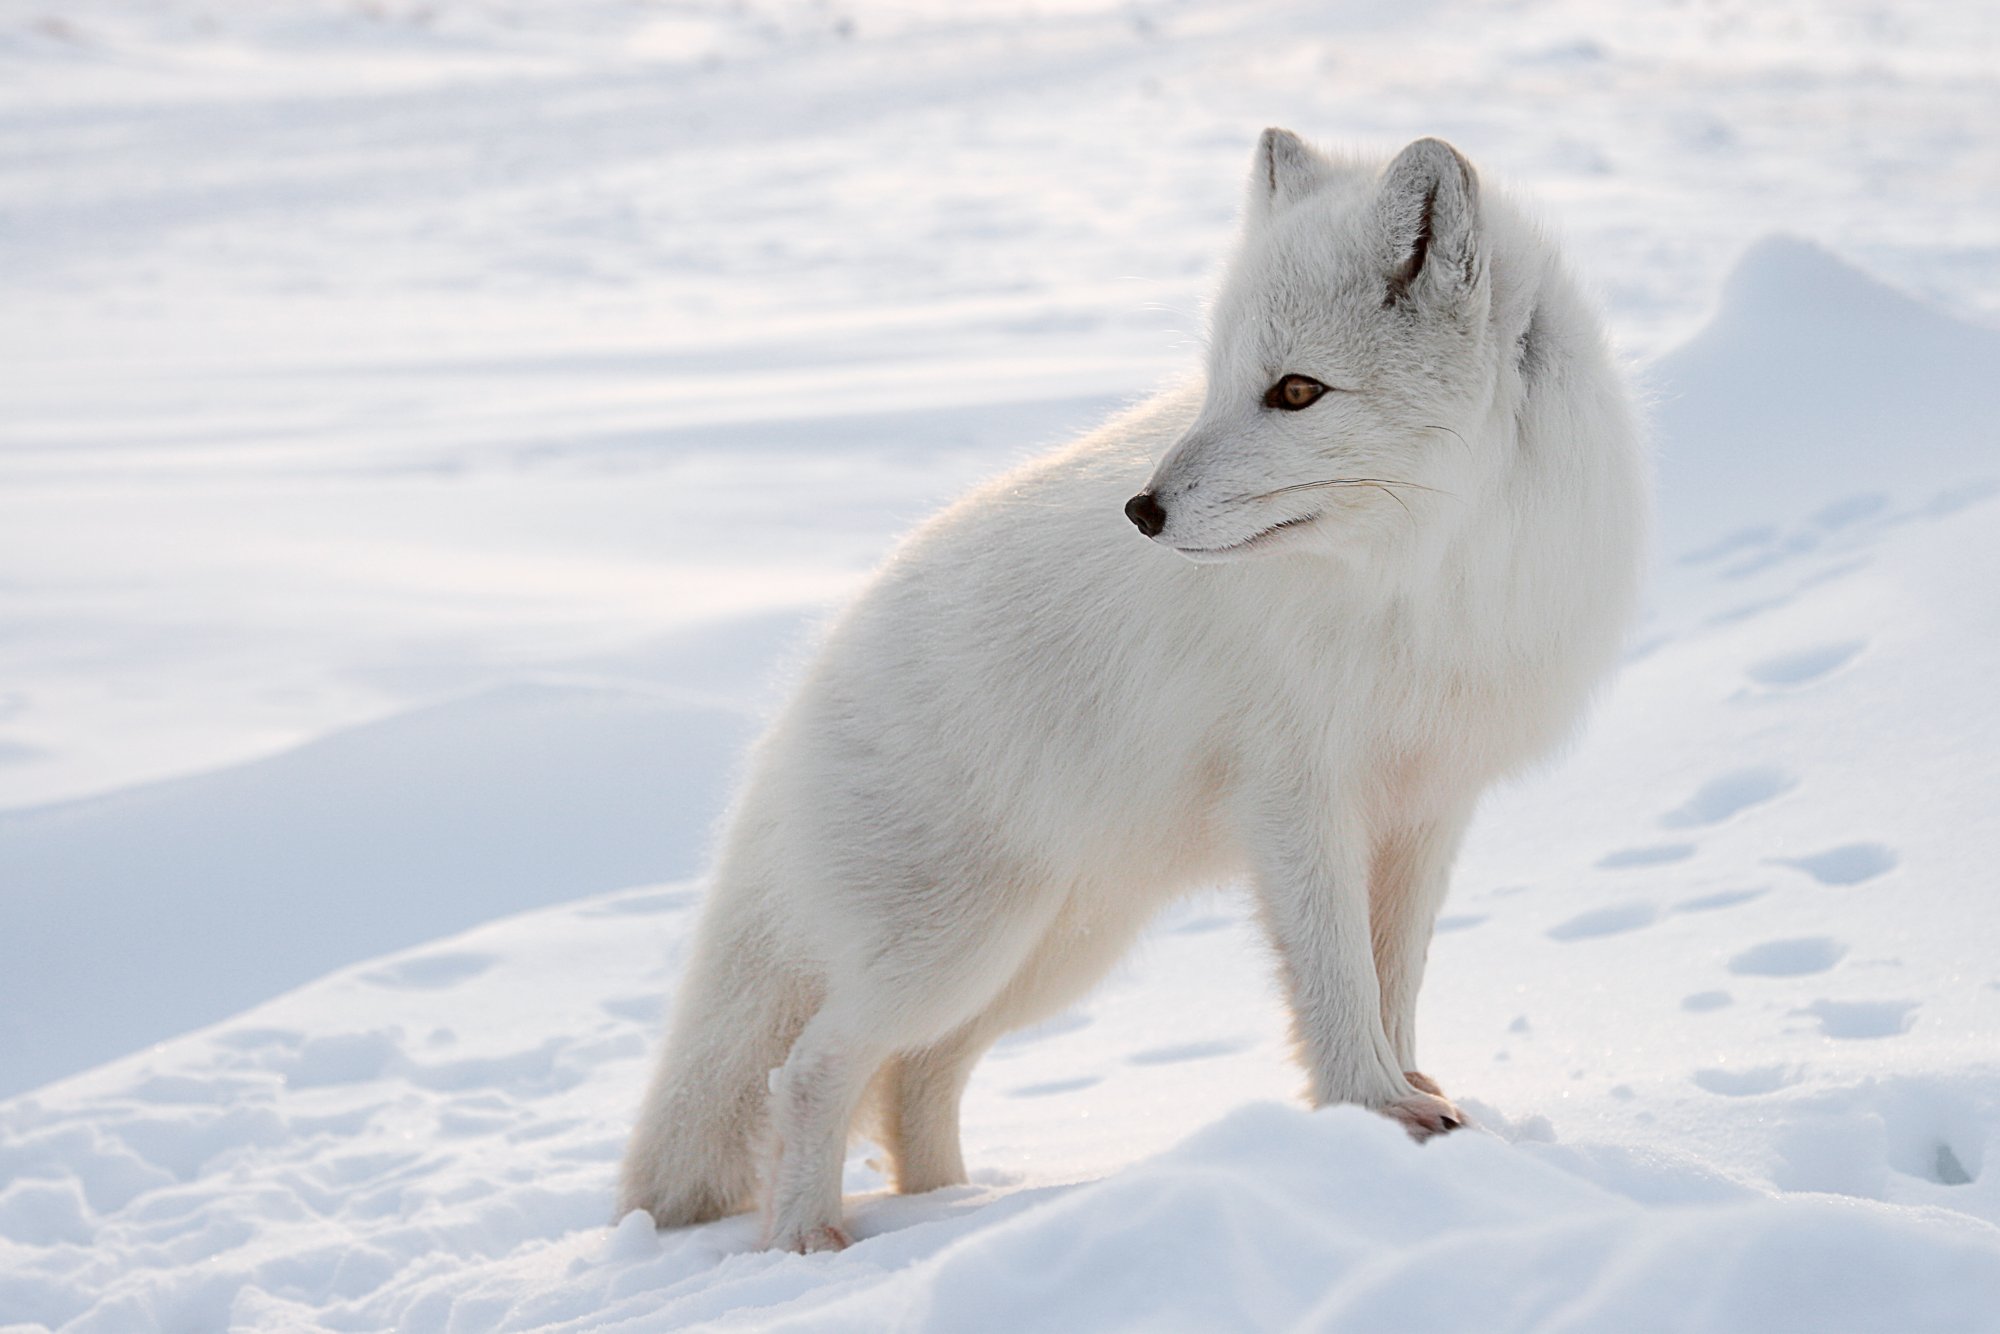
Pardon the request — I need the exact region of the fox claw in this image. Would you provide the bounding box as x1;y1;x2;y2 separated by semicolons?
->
1382;1089;1469;1141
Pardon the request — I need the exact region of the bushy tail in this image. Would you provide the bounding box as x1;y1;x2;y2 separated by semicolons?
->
616;906;811;1226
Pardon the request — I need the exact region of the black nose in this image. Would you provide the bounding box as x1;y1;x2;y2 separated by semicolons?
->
1124;491;1167;537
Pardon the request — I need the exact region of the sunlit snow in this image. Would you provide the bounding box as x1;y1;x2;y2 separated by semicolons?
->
3;2;1998;1330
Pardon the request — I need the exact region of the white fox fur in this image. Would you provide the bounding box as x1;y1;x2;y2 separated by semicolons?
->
619;130;1647;1252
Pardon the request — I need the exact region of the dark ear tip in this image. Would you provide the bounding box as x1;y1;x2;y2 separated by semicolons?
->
1259;127;1306;168
1256;129;1322;206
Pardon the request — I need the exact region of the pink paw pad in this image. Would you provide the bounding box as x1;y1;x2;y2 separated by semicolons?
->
795;1223;852;1254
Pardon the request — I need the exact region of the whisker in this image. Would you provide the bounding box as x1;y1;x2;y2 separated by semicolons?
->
1364;481;1414;523
1422;424;1471;457
1234;477;1452;503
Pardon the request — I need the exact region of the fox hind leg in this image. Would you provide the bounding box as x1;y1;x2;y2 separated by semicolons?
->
876;891;1176;1194
616;913;811;1228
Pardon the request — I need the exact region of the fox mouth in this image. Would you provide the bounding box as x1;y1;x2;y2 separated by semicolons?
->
1172;512;1323;561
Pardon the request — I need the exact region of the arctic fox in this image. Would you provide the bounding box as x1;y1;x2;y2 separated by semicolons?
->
619;131;1646;1252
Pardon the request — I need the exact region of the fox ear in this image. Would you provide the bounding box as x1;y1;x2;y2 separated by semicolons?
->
1248;128;1329;222
1374;138;1481;307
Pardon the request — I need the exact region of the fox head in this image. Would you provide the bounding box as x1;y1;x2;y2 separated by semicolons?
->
1131;131;1515;565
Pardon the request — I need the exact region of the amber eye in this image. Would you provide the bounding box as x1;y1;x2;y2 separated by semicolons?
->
1264;374;1329;411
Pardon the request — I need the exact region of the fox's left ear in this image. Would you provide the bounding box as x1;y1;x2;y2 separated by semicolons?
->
1373;138;1482;308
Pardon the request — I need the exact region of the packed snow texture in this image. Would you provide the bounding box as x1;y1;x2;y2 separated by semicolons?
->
4;1;2000;1330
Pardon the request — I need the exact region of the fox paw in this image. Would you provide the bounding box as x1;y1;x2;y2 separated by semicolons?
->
1381;1089;1468;1141
768;1222;851;1254
1404;1070;1445;1097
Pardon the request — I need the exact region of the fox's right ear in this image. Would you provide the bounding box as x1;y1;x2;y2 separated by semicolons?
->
1247;128;1329;224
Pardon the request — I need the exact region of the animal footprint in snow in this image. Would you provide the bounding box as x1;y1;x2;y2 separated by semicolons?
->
1597;842;1696;869
1125;1038;1249;1066
1719;529;1822;580
1932;1145;1976;1186
1922;477;1999;518
1008;1075;1102;1099
1660;766;1797;828
1800;999;1918;1039
1674;887;1765;913
1545;902;1656;942
1728;936;1846;977
1745;639;1865;688
991;1010;1093;1050
1706;594;1796;629
600;995;661;1025
1773;842;1899;886
1692;1065;1797;1097
1679;525;1775;568
1810;493;1889;532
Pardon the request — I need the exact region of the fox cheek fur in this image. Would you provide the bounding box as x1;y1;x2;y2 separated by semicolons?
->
618;129;1647;1253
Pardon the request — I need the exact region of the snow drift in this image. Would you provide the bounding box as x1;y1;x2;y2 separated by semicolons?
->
1651;234;2000;555
2;233;1998;1332
0;683;751;1100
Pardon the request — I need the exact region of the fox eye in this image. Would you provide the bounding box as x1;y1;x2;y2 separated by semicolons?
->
1264;374;1328;410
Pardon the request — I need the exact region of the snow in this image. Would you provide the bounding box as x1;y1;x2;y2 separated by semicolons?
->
5;1;2000;1330
0;681;755;1099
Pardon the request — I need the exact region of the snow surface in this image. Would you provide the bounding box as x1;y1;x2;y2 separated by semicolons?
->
4;1;2000;1330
